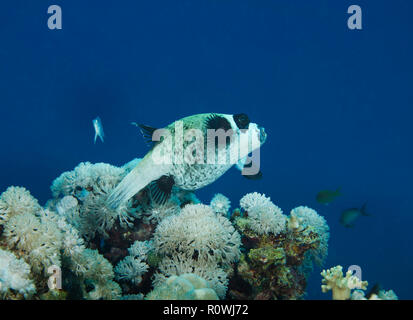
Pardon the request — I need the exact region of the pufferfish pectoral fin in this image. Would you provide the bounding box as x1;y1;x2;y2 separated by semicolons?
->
107;156;170;209
149;175;175;205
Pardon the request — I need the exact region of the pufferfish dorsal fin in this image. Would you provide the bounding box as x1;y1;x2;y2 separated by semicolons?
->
132;122;160;147
149;175;175;205
205;114;233;149
205;114;232;131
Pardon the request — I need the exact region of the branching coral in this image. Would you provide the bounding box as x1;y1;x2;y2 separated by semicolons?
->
321;265;368;300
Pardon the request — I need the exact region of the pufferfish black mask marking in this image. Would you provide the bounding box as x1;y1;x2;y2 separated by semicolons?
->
233;113;250;130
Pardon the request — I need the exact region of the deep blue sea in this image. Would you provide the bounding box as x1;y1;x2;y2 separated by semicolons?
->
0;0;412;299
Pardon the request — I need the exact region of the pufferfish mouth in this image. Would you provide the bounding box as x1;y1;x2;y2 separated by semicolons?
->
259;126;267;143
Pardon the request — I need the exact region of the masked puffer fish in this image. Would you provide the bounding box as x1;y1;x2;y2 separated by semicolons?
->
107;113;267;209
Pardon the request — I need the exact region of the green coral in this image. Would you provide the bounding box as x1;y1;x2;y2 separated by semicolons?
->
234;206;324;300
40;289;68;300
248;246;286;270
146;250;163;268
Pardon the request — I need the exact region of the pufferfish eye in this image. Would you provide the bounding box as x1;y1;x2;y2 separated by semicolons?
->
233;113;250;129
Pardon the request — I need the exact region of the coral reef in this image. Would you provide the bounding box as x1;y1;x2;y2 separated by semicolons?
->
230;193;327;300
0;161;398;300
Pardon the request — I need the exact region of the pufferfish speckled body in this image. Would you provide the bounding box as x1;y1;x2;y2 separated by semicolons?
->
107;113;267;208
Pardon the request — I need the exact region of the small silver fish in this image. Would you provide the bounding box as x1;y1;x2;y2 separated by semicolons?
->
92;116;105;143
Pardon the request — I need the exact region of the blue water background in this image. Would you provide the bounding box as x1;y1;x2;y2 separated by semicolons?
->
0;0;412;299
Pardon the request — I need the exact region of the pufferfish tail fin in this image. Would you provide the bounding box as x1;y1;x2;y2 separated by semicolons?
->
107;157;169;209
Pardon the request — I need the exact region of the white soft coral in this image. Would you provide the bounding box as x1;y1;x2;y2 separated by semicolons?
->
115;241;152;285
239;192;272;212
0;249;36;298
0;186;41;225
210;193;231;216
50;162;125;198
153;253;229;299
248;202;287;236
51;162;139;239
3;210;63;275
153;204;241;266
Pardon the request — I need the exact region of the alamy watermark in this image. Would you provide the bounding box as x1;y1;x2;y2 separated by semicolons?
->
347;5;362;30
47;5;62;30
